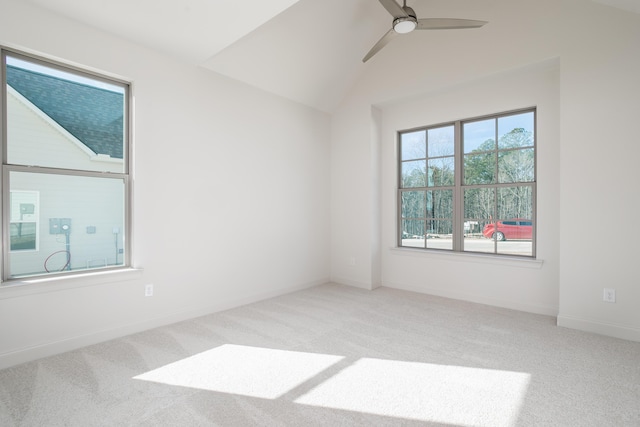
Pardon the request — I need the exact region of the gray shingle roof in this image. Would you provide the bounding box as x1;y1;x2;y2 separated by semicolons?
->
6;65;125;159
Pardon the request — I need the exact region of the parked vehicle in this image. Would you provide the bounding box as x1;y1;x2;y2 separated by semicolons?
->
482;219;532;241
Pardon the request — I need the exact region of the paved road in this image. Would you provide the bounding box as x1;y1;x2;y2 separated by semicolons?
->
402;238;533;256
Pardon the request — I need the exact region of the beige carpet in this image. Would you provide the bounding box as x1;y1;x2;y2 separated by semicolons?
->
0;283;639;426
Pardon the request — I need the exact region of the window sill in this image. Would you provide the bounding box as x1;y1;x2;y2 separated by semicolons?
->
389;247;544;269
0;268;143;300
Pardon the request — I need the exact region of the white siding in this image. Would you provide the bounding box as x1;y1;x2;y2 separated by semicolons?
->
9;172;124;276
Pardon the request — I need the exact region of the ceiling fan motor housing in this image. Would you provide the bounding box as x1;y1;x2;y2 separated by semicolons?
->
393;5;417;33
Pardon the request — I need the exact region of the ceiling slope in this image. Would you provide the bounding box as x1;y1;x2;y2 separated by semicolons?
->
21;0;640;113
24;0;302;63
202;0;388;113
592;0;640;14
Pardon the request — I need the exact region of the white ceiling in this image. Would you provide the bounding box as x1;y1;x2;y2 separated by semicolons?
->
202;0;388;113
592;0;640;13
26;0;302;63
23;0;640;113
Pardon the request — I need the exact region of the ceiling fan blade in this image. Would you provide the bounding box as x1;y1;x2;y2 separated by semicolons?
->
378;0;408;18
416;18;487;30
363;29;398;63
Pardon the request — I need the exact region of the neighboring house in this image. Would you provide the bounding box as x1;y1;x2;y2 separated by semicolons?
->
6;65;124;170
6;65;125;277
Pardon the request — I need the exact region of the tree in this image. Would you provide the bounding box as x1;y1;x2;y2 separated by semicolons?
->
463;128;534;221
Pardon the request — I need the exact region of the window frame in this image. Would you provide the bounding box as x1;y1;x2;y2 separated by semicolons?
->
0;47;133;283
397;107;536;258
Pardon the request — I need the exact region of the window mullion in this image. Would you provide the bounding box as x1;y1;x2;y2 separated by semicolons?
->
454;121;463;251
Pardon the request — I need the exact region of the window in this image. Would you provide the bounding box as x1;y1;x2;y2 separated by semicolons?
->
398;109;536;257
10;190;39;251
1;49;131;281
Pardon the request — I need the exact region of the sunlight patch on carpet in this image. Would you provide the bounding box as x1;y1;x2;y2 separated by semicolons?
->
294;358;530;427
133;344;343;399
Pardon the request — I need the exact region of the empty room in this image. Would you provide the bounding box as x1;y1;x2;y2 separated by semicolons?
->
0;0;639;425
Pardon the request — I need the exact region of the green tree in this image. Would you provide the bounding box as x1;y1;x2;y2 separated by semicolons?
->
464;139;496;185
464;128;534;221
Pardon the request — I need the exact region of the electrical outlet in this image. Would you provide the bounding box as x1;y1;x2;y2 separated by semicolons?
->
145;284;154;297
603;288;615;303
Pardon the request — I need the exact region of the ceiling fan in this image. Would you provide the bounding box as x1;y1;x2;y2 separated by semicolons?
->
363;0;488;62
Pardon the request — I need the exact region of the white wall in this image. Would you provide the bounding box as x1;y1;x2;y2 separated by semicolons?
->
330;100;383;290
331;0;640;340
379;61;560;316
331;0;562;310
331;62;561;315
557;0;640;340
1;0;638;371
0;0;331;368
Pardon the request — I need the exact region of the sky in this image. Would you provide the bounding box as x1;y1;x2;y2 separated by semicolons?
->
401;110;535;159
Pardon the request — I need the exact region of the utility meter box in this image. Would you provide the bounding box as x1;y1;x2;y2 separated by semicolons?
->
49;218;72;234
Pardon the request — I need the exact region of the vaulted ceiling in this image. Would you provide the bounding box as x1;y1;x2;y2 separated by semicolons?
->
23;0;640;113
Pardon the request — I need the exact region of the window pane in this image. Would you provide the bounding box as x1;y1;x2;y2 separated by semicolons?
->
6;55;126;173
427;190;453;219
463;119;495;153
463;220;482;235
9;190;39;252
10;190;38;221
463;219;492;253
426;220;452;250
427;126;454;157
498;112;534;149
428;157;455;186
463;188;496;253
8;171;125;278
10;223;37;251
464;187;495;221
400;131;426;161
401;220;425;248
464;152;496;185
497;186;533;220
401;191;425;219
498;148;534;183
401;160;426;188
463;219;495;253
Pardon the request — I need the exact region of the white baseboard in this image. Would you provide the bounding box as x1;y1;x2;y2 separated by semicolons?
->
0;278;328;370
330;276;377;290
383;280;559;317
557;314;640;342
